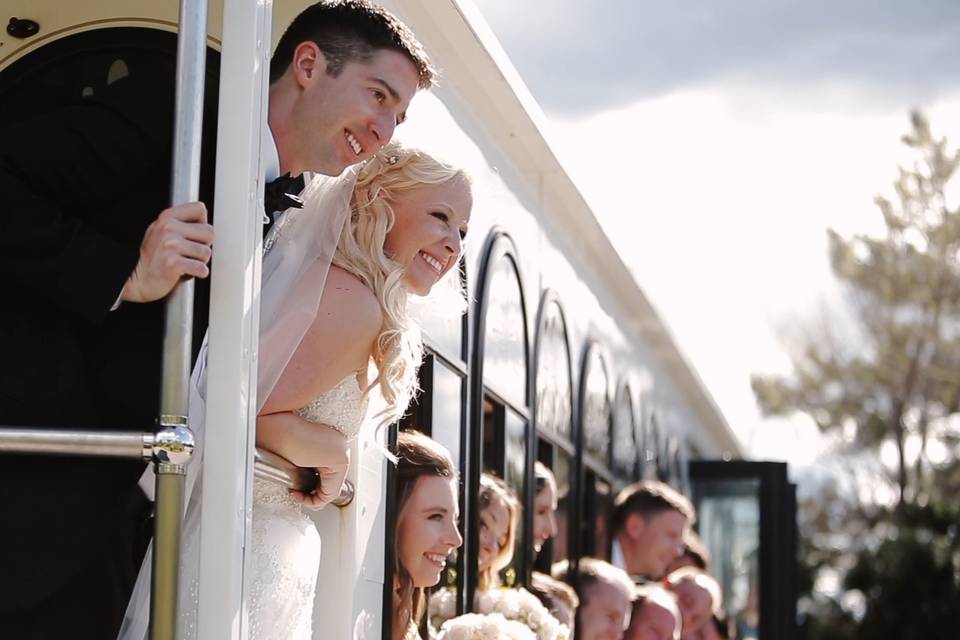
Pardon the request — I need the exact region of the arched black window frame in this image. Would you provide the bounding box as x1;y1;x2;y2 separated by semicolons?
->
530;290;577;576
576;342;613;475
572;341;614;561
531;290;576;447
465;228;531;608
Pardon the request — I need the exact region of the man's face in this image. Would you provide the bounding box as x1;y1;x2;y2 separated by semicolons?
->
578;581;632;640
288;47;420;176
629;510;687;579
626;600;680;640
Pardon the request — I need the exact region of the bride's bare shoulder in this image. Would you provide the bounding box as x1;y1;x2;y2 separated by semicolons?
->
262;267;382;413
320;265;382;335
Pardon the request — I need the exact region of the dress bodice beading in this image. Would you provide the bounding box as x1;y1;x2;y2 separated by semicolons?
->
293;372;366;440
253;373;366;510
246;373;367;640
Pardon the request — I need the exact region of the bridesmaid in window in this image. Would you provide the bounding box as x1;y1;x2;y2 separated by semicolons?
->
393;430;463;640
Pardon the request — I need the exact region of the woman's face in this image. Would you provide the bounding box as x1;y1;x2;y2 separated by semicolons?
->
477;493;510;573
397;475;463;588
532;481;558;554
384;176;472;296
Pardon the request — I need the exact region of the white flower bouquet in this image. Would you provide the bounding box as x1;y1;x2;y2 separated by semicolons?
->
429;587;569;640
474;588;569;640
435;613;536;640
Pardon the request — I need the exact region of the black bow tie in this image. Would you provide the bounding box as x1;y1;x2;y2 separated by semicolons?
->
264;173;305;216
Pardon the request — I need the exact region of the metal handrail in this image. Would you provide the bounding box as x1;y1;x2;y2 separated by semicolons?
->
0;427;355;505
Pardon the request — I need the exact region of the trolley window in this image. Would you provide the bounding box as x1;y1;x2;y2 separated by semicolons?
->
612;382;639;483
580;346;611;466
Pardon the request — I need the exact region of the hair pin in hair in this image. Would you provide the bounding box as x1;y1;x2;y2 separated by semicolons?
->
385;155;400;165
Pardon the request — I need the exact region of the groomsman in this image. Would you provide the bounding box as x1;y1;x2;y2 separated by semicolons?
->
0;2;433;637
612;480;696;582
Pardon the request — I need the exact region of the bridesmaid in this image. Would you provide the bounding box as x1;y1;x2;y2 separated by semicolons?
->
393;430;463;640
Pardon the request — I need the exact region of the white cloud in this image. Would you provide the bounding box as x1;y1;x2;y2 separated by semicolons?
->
545;84;960;464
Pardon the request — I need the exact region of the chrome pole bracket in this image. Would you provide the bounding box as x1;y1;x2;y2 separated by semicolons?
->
151;416;195;475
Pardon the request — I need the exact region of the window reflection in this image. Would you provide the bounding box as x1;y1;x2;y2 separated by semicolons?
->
482;257;527;408
535;301;572;439
581;349;611;464
697;479;761;640
666;435;681;487
612;387;638;480
432;362;463;471
645;412;662;480
408;260;466;360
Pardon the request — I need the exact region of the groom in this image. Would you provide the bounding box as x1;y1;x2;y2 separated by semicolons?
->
0;2;433;638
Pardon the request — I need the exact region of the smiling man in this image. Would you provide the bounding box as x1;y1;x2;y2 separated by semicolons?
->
0;2;436;638
612;481;695;581
267;1;435;178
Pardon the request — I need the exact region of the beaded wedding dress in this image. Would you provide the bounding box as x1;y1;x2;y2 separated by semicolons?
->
244;373;367;640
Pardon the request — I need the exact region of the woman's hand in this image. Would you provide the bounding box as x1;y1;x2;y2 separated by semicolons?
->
292;448;350;510
256;412;351;510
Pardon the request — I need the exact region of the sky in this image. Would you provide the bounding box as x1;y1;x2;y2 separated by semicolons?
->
472;0;960;473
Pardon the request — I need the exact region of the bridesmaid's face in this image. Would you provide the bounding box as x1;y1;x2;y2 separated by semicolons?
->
477;494;509;572
532;481;559;554
384;177;471;296
397;475;463;587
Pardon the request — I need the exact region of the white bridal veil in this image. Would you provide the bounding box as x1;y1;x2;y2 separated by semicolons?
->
118;167;359;639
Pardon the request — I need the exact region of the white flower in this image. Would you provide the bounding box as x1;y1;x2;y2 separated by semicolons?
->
436;613;536;640
429;587;459;632
429;587;570;640
469;588;569;640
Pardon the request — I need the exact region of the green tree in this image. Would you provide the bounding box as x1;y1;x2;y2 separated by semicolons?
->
752;111;960;511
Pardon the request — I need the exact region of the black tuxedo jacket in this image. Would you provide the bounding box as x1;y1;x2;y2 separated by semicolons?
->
0;50;219;612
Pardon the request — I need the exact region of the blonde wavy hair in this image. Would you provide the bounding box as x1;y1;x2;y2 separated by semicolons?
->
332;142;469;422
477;473;521;591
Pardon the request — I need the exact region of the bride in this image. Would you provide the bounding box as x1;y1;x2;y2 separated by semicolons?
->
249;144;471;638
120;143;472;639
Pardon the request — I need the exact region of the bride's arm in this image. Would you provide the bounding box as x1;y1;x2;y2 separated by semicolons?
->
259;267;381;415
257;411;350;509
256;411;347;469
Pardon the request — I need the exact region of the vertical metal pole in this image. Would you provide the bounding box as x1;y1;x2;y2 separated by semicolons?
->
197;0;273;638
151;0;208;636
150;469;188;639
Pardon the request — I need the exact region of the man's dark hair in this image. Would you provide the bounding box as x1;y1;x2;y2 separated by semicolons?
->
612;480;695;534
269;0;435;87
